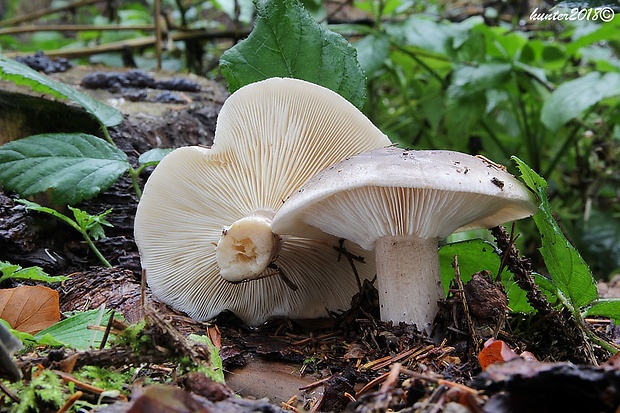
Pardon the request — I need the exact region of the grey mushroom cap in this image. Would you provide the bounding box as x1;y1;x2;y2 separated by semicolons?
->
272;147;538;250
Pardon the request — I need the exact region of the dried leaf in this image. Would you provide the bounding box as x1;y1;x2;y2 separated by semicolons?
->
0;286;60;334
478;338;519;370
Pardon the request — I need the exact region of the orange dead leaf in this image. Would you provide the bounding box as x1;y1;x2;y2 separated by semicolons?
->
0;286;60;334
478;338;519;370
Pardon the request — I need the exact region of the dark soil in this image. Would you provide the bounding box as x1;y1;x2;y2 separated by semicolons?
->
1;66;619;413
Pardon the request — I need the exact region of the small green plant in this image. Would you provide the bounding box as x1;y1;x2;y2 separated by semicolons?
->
5;369;65;413
17;199;113;267
186;334;225;383
515;157;620;352
0;260;67;284
437;157;620;353
0;55;172;205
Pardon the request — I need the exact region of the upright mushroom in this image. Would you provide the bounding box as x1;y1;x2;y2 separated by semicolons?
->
134;77;392;326
272;147;538;329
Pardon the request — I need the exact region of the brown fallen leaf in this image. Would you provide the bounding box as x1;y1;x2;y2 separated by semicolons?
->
0;286;60;334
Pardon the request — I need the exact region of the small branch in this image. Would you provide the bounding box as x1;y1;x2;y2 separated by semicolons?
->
3;29;250;59
0;24;154;35
0;0;103;28
452;256;480;353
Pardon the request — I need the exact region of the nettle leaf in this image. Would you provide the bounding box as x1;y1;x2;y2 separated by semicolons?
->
541;71;620;132
514;157;598;310
0;55;123;128
0;133;130;205
439;239;532;313
219;0;366;109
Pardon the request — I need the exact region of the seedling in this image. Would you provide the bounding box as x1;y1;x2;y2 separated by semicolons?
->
17;199;113;268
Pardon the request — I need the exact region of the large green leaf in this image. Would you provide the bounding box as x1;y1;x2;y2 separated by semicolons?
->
541;71;620;132
219;0;366;109
0;133;130;205
439;239;532;313
514;157;598;310
34;309;115;350
447;62;513;101
387;15;451;55
0;55;123;128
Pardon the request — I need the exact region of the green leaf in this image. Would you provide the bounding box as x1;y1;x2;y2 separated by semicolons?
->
354;33;390;77
188;334;225;383
0;55;123;128
138;148;174;166
0;133;130;205
388;15;451;55
541;71;620;132
68;206;113;241
513;157;598;310
35;309;115;350
219;0;366;109
0;261;67;284
439;239;532;313
447;62;512;101
583;299;620;323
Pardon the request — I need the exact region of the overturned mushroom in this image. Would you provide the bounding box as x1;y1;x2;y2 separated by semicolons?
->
272;147;537;329
134;78;392;326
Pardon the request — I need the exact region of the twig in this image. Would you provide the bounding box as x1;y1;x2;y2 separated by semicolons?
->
154;0;163;70
3;29;250;59
55;391;83;413
333;239;366;292
99;309;116;350
452;256;480;353
0;0;103;28
0;24;154;35
0;381;20;403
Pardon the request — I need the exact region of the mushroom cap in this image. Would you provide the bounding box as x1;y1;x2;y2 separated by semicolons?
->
134;78;392;326
272;147;538;250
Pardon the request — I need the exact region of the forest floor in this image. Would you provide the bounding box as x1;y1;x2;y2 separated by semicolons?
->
1;61;620;413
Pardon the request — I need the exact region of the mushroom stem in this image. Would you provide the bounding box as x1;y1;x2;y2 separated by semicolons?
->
216;211;283;283
375;236;443;329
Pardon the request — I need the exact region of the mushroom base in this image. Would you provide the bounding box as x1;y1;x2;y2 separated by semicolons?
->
375;236;444;330
216;212;283;283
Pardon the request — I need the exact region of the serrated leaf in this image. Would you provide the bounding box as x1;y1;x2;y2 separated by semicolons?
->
69;206;113;240
219;0;366;109
541;71;620;132
439;239;532;313
0;55;123;128
514;157;598;310
0;133;130;205
583;299;620;323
